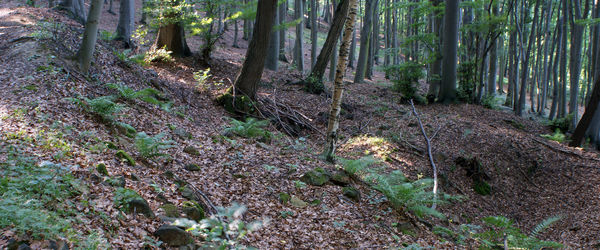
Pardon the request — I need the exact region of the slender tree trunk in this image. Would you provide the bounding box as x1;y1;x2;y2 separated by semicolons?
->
305;0;350;84
366;1;379;79
427;0;443;102
559;1;569;118
266;6;280;71
279;0;288;61
569;0;590;129
59;0;86;24
233;20;240;48
517;0;540;116
438;0;459;104
114;0;134;47
498;35;506;94
549;17;563;120
571;77;600;147
294;0;305;74
233;0;278;99
348;28;356;68
310;0;318;67
76;0;103;74
384;0;391;68
354;0;376;83
107;0;115;15
324;0;358;162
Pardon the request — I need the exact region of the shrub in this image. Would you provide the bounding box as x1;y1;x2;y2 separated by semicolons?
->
481;95;501;110
457;60;477;103
223;118;272;142
193;68;211;90
385;62;425;103
106;82;163;105
113;188;142;212
113;49;148;66
548;114;573;133
135;132;176;160
172;203;269;249
540;129;566;143
144;46;173;63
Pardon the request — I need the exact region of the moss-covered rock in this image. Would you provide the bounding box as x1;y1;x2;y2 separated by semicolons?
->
300;168;330;186
216;89;257;115
182;201;204;221
473;180;491;195
342;186;360;201
115;150;135;166
184;163;200;171
330;170;351;186
183;146;200;156
174;128;192;140
106;176;126;187
105;141;118;150
154;224;192;247
96;163;109;176
160;204;179;217
290;196;308;208
181;185;195;200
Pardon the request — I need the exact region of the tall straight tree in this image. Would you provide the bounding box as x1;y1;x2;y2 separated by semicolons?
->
310;0;318;67
233;0;278;99
353;0;377;83
114;0;134;47
517;0;541;116
558;0;569;118
279;0;287;61
266;5;280;71
294;0;305;74
323;0;358;162
568;0;591;129
59;0;86;24
438;0;459;104
76;0;103;74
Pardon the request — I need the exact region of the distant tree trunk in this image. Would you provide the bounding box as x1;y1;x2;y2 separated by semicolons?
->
366;1;378;79
233;0;278;100
266;6;280;71
59;0;86;24
392;0;399;65
497;35;506;94
517;0;540;116
140;0;147;24
76;0;103;74
354;0;376;83
279;0;288;61
233;20;240;48
324;0;358;162
427;0;443;102
303;0;349;85
569;0;590;129
540;2;557;116
438;0;459;104
383;0;391;68
549;17;563;120
293;0;305;74
504;14;518;108
558;1;569;118
114;0;134;47
348;28;356;68
310;0;318;67
243;0;250;40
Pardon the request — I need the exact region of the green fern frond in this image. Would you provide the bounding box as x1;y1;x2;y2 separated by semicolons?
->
530;215;562;238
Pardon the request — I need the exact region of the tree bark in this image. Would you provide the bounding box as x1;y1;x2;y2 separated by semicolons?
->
233;0;278;100
293;0;305;74
153;22;191;57
353;0;376;83
114;0;134;47
279;0;288;61
266;5;280;71
517;0;540;116
76;0;103;74
570;78;600;147
324;0;358;162
310;0;318;67
438;0;459;104
59;0;86;24
568;0;590;129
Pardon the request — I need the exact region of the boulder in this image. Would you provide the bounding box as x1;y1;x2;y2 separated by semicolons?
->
184;164;200;171
127;198;154;218
183;146;200;156
342;186;360;201
154;224;192;247
330;170;351;186
300;168;330;186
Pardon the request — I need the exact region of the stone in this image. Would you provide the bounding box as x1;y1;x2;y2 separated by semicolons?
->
154;224;192;247
160;204;179;217
183;204;204;221
290;196;308;208
342;186;360;201
96;163;109;176
184;164;200;171
106;176;126;188
330;170;351;186
181;185;195;200
183;146;200;156
115;150;135;166
174;128;192;140
127;198;154;218
300;168;330;186
48;240;69;250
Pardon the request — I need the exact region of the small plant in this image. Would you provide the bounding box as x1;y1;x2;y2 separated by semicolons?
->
541;129;566;143
173;203;269;249
385;61;425;103
31;20;64;40
113;187;142;212
223;118;272;142
548;114;573;132
133;25;150;47
481;95;501;110
193;68;211;90
474;215;562;249
457;60;477;103
67;95;124;122
135;132;176;160
144;46;173;63
99;30;114;41
106;82;163;104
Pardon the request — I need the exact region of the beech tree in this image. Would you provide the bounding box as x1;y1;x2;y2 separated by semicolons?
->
114;0;135;47
233;0;278;100
293;0;305;74
438;0;459;104
76;0;103;74
148;0;192;57
323;0;358;162
58;0;86;24
353;0;376;84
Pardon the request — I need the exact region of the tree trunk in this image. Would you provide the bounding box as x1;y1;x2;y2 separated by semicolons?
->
140;0;147;24
517;0;540;116
438;0;459;104
348;27;356;68
324;0;358;162
354;0;376;83
266;5;280;71
114;0;134;47
279;0;288;61
569;0;589;129
293;0;305;74
153;22;191;57
304;0;350;83
233;0;278;100
107;0;115;15
76;0;103;74
570;77;600;147
487;5;498;96
59;0;86;24
366;0;378;79
559;1;569;118
310;0;318;67
233;20;240;48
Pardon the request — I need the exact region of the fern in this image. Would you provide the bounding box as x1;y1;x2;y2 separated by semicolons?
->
67;95;124;121
530;215;562;238
223;118;272;141
106;83;163;104
135;132;175;160
475;215;563;249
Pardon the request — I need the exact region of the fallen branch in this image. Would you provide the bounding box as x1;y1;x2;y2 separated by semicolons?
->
532;137;600;162
410;99;439;210
257;95;323;137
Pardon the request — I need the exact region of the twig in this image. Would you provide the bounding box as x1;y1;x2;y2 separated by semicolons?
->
409;99;439;210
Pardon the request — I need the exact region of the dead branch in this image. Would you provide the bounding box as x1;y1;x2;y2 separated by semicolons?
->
532;137;600;162
410;99;439;210
256;95;323;137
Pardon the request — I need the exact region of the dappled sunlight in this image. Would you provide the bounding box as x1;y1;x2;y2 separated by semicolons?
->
339;134;414;170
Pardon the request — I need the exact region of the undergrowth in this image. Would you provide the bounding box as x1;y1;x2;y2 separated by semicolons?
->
540;129;566;143
223;118;272;142
135;132;176;160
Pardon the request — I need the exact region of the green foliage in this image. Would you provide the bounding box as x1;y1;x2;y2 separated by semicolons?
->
172;203;268;249
144;46;173;63
106;82;163;104
475;215;563;249
0;146;81;240
132;25;150;47
303;76;325;94
457;60;477;103
115;150;135;166
113;188;142;212
113;49;148;66
223;118;272;142
135;132;176;160
67;95;124;122
31;20;64;40
339;157;454;219
540;129;566;143
99;30;114;41
548;114;573;133
385;62;425;103
481;95;501;110
194;68;212;90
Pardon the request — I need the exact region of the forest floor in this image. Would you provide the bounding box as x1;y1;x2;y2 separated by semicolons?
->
1;1;600;249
